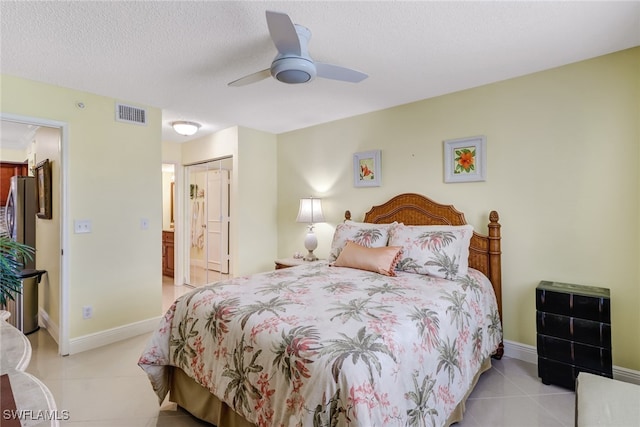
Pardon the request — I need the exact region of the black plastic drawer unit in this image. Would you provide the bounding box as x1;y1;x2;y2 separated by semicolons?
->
536;281;612;391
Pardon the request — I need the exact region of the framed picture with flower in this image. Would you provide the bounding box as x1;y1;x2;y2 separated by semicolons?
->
353;150;381;187
443;136;486;183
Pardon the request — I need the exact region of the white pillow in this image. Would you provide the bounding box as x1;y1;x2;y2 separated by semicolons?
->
327;221;396;262
388;224;473;279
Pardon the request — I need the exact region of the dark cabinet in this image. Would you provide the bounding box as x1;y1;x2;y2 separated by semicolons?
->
162;230;174;278
0;162;29;205
536;281;612;390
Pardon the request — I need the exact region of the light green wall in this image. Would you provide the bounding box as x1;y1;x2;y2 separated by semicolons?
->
162;140;181;164
1;74;163;339
236;127;278;274
0;147;27;162
277;48;640;371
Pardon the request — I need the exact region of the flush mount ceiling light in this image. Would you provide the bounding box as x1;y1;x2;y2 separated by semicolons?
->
171;121;201;136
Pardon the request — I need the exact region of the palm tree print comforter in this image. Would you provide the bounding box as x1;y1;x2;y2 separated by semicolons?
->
139;261;501;427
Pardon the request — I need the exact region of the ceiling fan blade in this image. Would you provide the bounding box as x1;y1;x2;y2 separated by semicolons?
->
266;10;301;56
227;69;271;87
316;62;368;83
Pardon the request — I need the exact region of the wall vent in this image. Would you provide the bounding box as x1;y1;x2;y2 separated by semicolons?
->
115;103;147;125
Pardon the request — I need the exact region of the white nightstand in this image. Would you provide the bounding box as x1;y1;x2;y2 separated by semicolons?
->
274;257;322;270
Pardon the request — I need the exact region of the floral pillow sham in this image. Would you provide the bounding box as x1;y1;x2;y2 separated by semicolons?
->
388;224;473;279
327;220;396;262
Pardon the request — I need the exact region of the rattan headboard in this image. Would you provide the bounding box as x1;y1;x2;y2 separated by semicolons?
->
346;193;502;329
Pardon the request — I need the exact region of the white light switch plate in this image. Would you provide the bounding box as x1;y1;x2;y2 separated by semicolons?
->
140;218;149;230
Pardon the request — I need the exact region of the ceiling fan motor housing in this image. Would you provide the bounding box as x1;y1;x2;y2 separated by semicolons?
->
228;13;367;87
271;56;317;84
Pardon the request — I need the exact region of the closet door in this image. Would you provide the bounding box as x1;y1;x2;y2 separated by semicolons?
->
187;165;207;286
185;157;232;287
207;169;229;274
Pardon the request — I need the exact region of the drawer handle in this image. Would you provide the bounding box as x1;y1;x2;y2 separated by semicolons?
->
570;318;574;336
571;342;575;362
600;323;603;344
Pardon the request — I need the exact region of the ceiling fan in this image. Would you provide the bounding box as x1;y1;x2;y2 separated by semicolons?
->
228;11;368;87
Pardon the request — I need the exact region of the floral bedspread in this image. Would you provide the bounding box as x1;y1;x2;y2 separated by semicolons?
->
139;262;501;427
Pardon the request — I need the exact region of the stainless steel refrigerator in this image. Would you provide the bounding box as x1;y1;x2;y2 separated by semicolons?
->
4;175;37;269
3;175;41;333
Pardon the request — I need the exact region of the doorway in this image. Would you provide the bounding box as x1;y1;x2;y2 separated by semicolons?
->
0;115;68;355
161;163;176;280
185;157;232;286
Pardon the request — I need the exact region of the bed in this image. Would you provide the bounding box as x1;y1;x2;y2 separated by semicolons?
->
139;193;503;427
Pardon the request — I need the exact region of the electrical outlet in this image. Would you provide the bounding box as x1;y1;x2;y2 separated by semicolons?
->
82;305;93;319
74;220;92;234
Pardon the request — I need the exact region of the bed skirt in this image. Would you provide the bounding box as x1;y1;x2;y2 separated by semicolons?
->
168;357;492;427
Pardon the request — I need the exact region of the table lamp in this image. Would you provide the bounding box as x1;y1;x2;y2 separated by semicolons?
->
296;197;325;261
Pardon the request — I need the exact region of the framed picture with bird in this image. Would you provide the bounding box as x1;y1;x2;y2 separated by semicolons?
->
353;150;381;187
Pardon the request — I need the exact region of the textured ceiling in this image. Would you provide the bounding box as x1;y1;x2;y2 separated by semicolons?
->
1;1;639;144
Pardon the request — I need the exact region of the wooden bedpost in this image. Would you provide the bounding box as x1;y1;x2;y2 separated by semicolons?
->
488;210;504;359
344;210;351;221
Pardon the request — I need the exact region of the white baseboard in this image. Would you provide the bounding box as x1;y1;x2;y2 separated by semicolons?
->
504;339;640;385
504;339;538;364
38;308;60;345
68;316;161;355
612;365;640;385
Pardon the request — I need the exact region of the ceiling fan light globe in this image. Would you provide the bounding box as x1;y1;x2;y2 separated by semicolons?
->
271;57;316;84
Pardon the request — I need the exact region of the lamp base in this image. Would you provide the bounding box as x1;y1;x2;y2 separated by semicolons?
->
303;230;319;262
303;251;318;262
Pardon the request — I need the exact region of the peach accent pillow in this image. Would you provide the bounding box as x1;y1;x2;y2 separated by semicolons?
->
332;241;403;276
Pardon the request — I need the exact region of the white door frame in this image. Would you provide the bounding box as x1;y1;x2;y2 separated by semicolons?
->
1;113;69;356
161;161;184;287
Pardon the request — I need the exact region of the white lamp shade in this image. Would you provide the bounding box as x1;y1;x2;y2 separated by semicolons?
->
171;121;200;136
296;197;325;224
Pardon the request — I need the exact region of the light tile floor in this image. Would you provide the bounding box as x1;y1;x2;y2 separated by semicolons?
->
162;276;193;309
23;280;575;426
188;265;229;288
